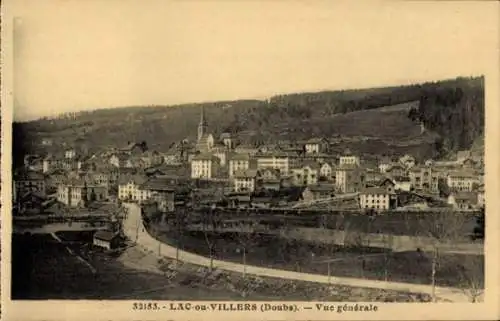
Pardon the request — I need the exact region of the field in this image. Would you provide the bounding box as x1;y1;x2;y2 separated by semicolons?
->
150;229;484;290
11;233;432;301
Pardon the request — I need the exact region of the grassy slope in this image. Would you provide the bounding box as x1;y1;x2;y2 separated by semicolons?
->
19;101;439;159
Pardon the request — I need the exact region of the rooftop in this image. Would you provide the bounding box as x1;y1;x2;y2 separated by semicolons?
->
192;153;220;161
361;187;391;195
94;230;120;242
140;178;176;192
450;192;477;203
234;169;259;179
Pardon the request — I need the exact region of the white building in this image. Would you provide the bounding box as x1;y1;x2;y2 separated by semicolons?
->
290;163;321;186
233;169;258;192
65;149;76;159
335;165;365;193
320;162;335;180
228;153;251;177
447;171;479;192
117;175;148;201
359;187;392;211
191;154;221;179
392;177;412;192
256;152;297;175
339;155;360;166
57;182;108;207
304;138;329;154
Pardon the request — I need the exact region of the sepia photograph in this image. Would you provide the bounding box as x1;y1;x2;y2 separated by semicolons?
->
2;1;499;320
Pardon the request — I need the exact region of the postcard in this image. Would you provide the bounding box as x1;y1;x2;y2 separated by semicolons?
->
1;1;499;320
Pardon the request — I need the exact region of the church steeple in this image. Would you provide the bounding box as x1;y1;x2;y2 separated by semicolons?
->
198;106;208;141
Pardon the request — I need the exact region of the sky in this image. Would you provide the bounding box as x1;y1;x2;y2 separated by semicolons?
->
10;0;498;121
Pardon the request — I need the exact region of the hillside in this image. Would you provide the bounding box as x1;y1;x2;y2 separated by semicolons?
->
13;76;484;165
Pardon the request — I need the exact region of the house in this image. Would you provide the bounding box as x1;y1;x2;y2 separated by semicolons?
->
227;193;252;208
399;154;416;169
392;176;412;192
15;191;47;215
163;152;181;165
409;166;441;193
57;180;109;207
14;171;46;202
446;171;479;192
119;142;148;155
319;162;336;182
93;231;121;250
109;153;131;168
234;144;259;156
476;184;485;208
141;150;164;168
378;178;396;194
335;165;365;193
385;163;407;178
447;192;477;210
43;155;82;173
191;153;221;179
303;137;329;154
65;149;76;159
211;144;230;166
255;152;299;175
233;169;258;192
228;153;251;177
117;174;148;201
290;161;321;186
359;187;394;211
44;169;67;190
257;168;282;191
139;178;176;212
301;184;335;202
220;132;236;149
365;169;384;186
339;155;360;167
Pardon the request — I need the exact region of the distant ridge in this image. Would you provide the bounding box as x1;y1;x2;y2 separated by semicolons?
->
13;76;484;167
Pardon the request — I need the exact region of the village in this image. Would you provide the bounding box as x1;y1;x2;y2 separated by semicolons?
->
15;106;485;226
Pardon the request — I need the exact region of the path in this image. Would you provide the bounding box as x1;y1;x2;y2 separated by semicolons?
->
122;203;478;302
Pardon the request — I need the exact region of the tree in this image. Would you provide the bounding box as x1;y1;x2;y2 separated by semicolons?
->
457;254;484;303
381;233;395;282
416;210;468;302
174;208;187;268
233;221;259;278
202;208;219;272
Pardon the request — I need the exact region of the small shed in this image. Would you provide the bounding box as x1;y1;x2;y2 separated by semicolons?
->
93;230;120;250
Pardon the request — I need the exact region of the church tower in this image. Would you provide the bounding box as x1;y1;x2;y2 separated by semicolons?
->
197;106;208;141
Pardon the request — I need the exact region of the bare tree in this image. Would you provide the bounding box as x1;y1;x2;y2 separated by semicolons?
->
234;220;259;278
202;208;219;272
457;254;484;303
381;233;394;282
174;208;187;268
416;210;468;302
